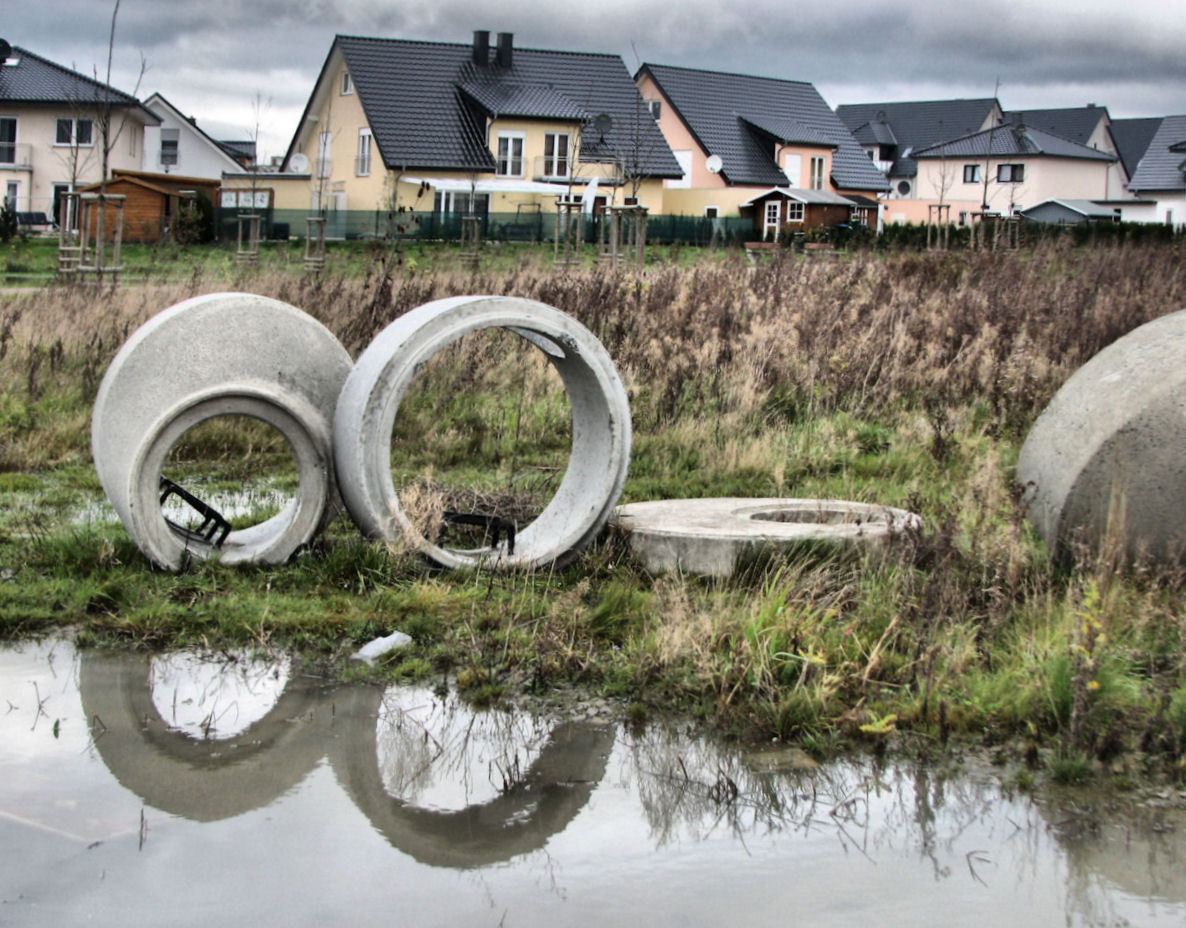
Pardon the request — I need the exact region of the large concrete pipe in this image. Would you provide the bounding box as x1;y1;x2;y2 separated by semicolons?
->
92;293;352;570
1017;309;1186;565
334;296;632;569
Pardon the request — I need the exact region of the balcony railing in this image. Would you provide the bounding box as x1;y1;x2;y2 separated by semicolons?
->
0;142;33;170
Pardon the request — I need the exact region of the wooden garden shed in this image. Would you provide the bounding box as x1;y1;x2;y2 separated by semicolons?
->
77;170;219;243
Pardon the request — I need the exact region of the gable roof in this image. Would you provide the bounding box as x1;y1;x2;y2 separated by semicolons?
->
639;63;888;192
1020;199;1116;220
737;186;856;207
913;123;1115;161
1127;115;1186;192
142;93;248;172
290;35;680;178
1001;106;1109;147
0;45;156;122
836;98;999;176
1110;117;1163;179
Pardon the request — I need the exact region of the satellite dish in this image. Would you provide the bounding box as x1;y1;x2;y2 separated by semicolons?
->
705;154;723;174
593;113;613;140
0;40;11;62
289;153;309;173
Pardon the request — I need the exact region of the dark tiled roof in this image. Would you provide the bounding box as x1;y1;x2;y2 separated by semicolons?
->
1128;115;1186;192
0;45;148;113
836;98;998;177
1001;106;1108;146
458;80;585;120
1110;117;1164;179
641;63;888;191
331;35;680;177
739;114;836;148
914;124;1115;161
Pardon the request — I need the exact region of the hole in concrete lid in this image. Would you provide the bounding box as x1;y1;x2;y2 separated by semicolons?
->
748;506;878;525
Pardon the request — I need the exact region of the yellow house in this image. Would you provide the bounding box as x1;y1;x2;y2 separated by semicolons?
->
635;63;888;229
261;32;681;239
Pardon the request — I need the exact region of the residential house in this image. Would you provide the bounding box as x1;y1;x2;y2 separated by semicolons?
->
0;41;158;224
635;63;888;234
1122;116;1186;228
141;93;252;179
255;31;681;239
911;123;1116;220
836;98;1001;222
1002;105;1129;200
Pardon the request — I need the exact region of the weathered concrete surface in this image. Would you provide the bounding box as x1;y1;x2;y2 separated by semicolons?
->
334;295;631;570
92;292;352;570
1017;310;1186;564
614;498;921;576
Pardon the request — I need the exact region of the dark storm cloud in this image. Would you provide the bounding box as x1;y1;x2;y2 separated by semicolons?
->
8;0;1185;158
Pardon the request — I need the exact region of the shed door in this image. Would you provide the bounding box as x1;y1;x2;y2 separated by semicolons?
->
763;201;781;239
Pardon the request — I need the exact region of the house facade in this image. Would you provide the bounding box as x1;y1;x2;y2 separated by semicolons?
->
1001;105;1130;201
141;93;249;180
911;123;1118;219
0;43;158;223
636;63;888;227
245;32;681;238
1123;116;1186;228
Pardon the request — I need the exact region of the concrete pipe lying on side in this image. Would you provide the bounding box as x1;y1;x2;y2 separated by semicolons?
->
1017;308;1186;565
334;296;632;569
614;498;922;577
92;292;352;570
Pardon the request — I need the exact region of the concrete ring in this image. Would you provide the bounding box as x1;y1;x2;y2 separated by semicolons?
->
614;497;922;576
92;292;353;570
334;296;632;569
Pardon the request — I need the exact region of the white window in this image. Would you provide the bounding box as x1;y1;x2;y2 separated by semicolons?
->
496;133;524;177
0;117;14;164
433;191;489;215
783;153;802;186
543;133;570;178
317;131;332;178
646;100;661;120
810;156;826;190
340;71;353;95
55;117;93;147
356;128;372;176
997;163;1025;183
159;128;179;166
963;164;980;183
785;200;804;222
666;149;692;189
4;181;17;212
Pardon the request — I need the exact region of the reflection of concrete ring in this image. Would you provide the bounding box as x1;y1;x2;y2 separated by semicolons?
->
329;685;614;868
79;651;331;822
614;497;922;576
91;293;352;570
1018;309;1186;564
333;296;632;569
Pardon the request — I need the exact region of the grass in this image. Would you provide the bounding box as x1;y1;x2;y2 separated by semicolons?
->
3;238;1186;784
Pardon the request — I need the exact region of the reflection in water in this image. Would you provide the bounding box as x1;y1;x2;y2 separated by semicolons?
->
2;639;1185;926
149;651;292;740
330;683;614;868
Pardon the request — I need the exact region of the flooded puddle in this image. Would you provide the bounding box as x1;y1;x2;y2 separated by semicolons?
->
2;639;1185;927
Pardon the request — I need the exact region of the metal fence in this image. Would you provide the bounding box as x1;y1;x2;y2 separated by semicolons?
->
215;208;755;248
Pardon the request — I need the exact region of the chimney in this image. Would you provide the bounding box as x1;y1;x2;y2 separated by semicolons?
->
472;30;490;66
496;32;513;68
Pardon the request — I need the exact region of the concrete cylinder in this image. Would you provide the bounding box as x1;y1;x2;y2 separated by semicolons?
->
91;292;352;570
334;296;632;569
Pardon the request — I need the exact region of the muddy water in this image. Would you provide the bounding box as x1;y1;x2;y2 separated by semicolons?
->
2;640;1184;927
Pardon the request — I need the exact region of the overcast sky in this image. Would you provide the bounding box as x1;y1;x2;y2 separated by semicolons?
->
9;0;1186;162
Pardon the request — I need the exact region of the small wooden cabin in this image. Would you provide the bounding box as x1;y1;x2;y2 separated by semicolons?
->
77;170;220;243
739;187;858;240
